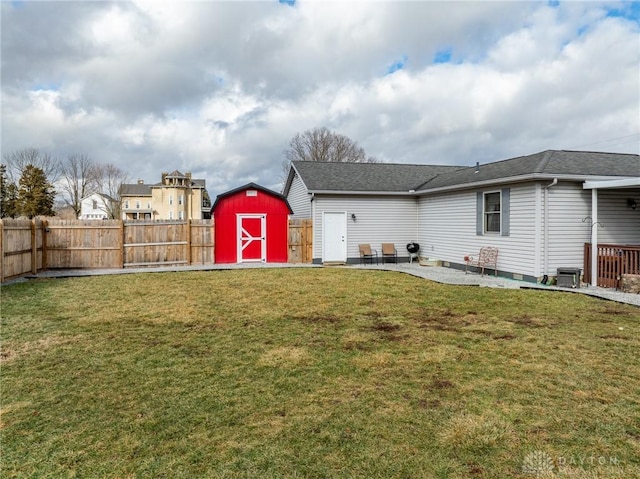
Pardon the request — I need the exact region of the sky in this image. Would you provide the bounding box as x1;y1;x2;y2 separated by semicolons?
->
2;0;639;199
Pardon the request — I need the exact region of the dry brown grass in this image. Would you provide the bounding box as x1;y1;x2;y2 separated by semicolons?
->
1;268;638;478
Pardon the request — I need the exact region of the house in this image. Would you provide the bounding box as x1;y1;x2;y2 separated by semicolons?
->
283;150;640;286
212;183;292;263
79;193;115;220
119;170;211;221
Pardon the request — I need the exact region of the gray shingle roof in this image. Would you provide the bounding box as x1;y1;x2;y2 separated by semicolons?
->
292;161;463;192
418;150;640;190
291;151;639;193
119;183;153;196
120;178;207;196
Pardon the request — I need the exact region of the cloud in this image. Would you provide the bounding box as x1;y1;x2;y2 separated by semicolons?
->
1;0;638;198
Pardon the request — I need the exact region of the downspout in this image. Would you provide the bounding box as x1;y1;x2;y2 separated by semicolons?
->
591;189;598;287
411;190;419;253
310;193;315;262
543;178;558;277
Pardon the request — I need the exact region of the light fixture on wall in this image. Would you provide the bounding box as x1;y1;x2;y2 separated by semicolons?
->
351;213;357;222
627;198;637;210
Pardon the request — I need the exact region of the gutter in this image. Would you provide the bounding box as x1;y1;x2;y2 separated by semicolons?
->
304;175;633;198
413;174;631;196
306;190;420;196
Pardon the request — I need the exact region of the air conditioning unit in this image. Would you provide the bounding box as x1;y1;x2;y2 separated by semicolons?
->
557;268;581;288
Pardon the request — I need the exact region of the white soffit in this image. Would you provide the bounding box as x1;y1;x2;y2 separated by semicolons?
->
583;177;640;189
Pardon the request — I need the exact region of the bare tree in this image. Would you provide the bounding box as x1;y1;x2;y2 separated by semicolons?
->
284;127;377;163
59;154;99;218
3;148;60;184
1;164;18;218
282;127;376;180
95;163;129;219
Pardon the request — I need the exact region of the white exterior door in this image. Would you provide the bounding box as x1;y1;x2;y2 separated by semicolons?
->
237;214;267;263
323;212;347;263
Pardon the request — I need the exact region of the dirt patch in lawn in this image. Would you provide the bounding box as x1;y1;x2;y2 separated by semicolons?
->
258;346;312;368
0;335;82;364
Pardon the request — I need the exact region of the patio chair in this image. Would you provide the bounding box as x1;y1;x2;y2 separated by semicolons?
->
381;243;398;263
465;246;499;276
359;244;378;265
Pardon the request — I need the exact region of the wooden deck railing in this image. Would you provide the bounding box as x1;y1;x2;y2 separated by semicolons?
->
584;243;640;288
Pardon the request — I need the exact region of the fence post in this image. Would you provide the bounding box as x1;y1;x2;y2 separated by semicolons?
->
31;219;37;274
0;220;4;284
307;219;312;263
42;219;48;271
186;219;192;265
119;220;125;268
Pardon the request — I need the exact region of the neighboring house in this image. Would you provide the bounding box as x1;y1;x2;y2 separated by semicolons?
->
283;150;640;284
79;193;115;220
119;170;211;220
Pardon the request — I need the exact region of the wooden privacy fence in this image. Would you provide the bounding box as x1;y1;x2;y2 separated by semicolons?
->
288;218;313;263
123;220;214;267
1;217;312;282
46;220;123;269
584;243;640;288
0;219;45;282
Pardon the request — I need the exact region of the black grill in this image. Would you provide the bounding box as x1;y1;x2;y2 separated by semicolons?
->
406;242;420;254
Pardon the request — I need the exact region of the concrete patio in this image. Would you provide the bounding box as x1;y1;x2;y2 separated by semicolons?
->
2;261;639;307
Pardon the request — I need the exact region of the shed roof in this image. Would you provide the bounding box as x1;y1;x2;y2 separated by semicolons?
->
212;182;293;213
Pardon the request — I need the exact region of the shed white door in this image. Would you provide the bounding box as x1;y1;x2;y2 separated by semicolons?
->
237;214;266;263
323;212;347;263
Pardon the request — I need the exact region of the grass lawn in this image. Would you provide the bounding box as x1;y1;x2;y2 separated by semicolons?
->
1;268;639;478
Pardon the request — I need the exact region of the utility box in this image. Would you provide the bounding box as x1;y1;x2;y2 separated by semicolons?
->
557;268;581;288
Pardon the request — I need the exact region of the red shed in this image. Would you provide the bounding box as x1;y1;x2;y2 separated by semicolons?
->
212;183;293;263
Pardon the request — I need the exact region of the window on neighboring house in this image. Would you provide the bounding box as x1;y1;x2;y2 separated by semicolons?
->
169;195;173;205
169;211;173;219
484;192;501;233
125;200;129;209
178;211;184;220
147;201;151;209
136;200;140;209
476;189;510;236
92;200;98;210
178;195;184;205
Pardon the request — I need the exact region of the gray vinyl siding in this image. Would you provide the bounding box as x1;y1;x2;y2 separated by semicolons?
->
312;195;418;261
546;183;592;273
596;188;640;244
417;183;539;278
286;172;312;218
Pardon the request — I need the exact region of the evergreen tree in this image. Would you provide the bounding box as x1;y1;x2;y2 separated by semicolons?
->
17;165;56;218
0;164;18;218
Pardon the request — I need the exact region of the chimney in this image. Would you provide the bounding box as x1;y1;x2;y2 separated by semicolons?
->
475;162;480;174
161;172;168;184
137;179;144;184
